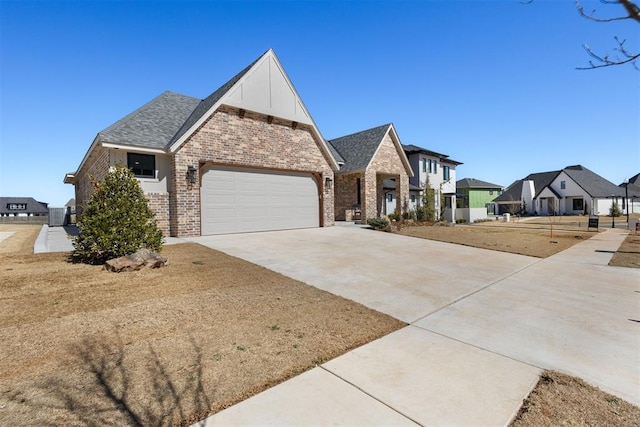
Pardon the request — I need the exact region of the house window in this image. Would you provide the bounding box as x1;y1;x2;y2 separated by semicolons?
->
356;178;361;205
572;198;584;211
8;203;26;210
387;194;393;202
410;194;416;203
422;158;427;173
444;196;452;208
489;189;494;195
443;166;450;181
560;181;566;189
127;153;155;178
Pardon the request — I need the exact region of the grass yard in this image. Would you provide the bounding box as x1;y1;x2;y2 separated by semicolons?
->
0;222;637;426
0;243;404;425
397;221;595;258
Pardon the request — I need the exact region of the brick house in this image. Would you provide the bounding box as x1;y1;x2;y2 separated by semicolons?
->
65;49;339;237
328;124;413;221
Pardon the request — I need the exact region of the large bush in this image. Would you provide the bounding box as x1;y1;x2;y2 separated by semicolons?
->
73;165;163;264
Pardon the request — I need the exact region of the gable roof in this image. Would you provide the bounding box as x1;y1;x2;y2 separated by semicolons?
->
328;124;413;176
99;91;201;149
328;124;391;173
494;170;560;202
495;165;625;202
456;178;502;189
0;197;49;215
562;165;624;198
403;144;463;166
71;49;340;174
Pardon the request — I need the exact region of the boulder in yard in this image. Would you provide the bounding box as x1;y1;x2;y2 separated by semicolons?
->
105;248;167;272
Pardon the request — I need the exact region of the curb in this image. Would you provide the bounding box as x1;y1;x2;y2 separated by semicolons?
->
33;224;49;254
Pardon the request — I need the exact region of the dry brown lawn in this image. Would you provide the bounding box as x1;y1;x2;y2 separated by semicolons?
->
1;222;637;426
0;243;404;426
397;221;594;258
610;233;640;268
511;371;640;426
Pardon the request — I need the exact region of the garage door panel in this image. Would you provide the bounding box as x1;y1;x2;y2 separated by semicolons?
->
201;167;319;235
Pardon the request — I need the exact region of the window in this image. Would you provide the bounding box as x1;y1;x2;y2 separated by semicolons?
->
428;159;433;173
127;153;155;178
444;196;452;208
410;194;416;203
560;180;566;190
489;189;494;195
356;178;361;205
387;194;393;202
572;198;584;211
443;166;450;181
7;203;26;210
421;158;427;173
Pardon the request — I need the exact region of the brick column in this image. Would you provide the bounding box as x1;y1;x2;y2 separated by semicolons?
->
362;170;377;220
397;174;409;216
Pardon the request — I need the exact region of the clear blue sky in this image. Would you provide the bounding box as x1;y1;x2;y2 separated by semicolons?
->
1;0;638;206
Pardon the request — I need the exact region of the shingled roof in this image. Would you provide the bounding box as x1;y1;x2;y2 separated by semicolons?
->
328;124;392;173
99;91;201;149
456;178;502;189
0;197;48;215
403;144;463;165
494;170;560;202
563;165;624;197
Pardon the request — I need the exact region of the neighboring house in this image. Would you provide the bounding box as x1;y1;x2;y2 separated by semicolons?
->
621;173;640;214
494;165;625;216
403;144;462;222
382;179;422;216
65;49;339;237
456;178;503;222
0;197;48;217
327;124;414;221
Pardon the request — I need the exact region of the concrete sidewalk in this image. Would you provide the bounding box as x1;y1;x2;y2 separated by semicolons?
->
192;226;638;426
33;224;188;253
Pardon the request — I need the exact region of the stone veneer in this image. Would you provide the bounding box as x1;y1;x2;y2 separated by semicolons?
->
169;106;335;237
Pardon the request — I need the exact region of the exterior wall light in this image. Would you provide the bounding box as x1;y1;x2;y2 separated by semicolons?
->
187;165;198;184
325;176;333;191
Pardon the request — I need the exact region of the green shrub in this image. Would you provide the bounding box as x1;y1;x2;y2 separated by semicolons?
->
73;165;163;264
367;217;389;230
388;210;401;222
609;202;622;217
456;218;467;224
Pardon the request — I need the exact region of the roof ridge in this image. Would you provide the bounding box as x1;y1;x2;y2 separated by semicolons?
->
328;123;391;143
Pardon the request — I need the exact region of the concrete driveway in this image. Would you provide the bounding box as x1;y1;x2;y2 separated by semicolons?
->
190;224;640;426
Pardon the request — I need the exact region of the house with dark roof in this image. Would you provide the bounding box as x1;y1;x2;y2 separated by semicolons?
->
494;165;625;216
327;124;414;221
621;173;640;215
402;144;462;222
65;49;339;237
0;197;48;217
455;178;503;222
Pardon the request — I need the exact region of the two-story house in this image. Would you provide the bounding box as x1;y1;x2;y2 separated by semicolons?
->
455;178;503;222
402;144;462;222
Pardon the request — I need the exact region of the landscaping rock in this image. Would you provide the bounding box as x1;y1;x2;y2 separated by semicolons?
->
104;248;167;272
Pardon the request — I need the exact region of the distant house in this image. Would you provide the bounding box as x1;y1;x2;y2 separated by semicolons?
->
0;197;48;217
621;173;640;214
456;178;503;222
402;144;463;222
494;165;625;216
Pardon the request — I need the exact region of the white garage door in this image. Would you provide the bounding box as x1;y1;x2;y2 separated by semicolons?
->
201;166;320;235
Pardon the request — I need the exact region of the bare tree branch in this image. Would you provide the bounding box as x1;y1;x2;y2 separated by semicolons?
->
573;0;640;69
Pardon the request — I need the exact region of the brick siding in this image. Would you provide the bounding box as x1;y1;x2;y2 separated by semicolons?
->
74;144;110;216
169;106;335;237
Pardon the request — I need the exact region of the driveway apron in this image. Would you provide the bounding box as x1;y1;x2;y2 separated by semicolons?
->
191;226;638;425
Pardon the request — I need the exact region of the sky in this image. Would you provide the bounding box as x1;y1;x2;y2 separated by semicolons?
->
1;0;638;207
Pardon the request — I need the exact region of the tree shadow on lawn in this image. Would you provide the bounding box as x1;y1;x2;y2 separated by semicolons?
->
31;333;213;426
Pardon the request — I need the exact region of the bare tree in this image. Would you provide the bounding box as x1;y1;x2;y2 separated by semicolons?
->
575;0;640;69
525;0;640;69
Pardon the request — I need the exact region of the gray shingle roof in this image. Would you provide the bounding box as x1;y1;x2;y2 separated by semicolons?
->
0;197;49;215
494;170;560;202
169;52;265;146
325;139;345;164
456;178;502;189
99;91;200;149
328;124;391;173
563;165;624;198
